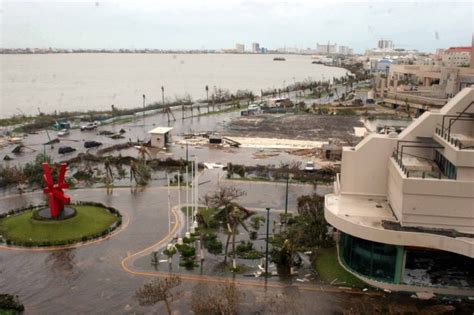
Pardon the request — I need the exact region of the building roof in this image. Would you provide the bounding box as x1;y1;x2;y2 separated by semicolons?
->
148;126;173;134
446;47;471;53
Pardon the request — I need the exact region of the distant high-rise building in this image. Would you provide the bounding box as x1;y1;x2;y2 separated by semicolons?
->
471;34;474;68
378;39;394;50
235;43;245;53
316;42;337;54
252;43;260;53
338;45;353;55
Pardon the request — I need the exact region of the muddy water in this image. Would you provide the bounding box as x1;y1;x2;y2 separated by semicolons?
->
1;182;469;314
0;53;349;118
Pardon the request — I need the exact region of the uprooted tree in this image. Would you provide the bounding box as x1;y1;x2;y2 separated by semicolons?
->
135;275;182;315
190;282;243;315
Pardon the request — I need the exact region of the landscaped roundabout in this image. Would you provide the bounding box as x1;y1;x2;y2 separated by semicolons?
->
0;202;122;247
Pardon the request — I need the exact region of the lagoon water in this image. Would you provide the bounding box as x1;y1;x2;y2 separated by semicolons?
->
0;53;348;118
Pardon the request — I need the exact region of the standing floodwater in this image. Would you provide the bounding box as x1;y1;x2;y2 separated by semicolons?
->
0;53;348;118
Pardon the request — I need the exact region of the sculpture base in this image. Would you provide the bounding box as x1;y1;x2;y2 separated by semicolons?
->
35;206;76;220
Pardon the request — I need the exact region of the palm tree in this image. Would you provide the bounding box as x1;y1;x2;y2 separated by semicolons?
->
136;145;151;162
104;158;113;186
202;187;251;268
214;202;252;268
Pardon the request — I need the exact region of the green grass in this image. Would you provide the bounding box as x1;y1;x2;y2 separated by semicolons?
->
181;206;213;221
181;206;217;233
313;247;366;288
0;205;119;245
198;105;247;117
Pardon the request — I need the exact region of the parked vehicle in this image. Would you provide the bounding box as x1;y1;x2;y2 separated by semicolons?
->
248;104;260;111
80;122;98;131
58;146;76;154
84;140;102;148
57;129;70;137
304;161;316;172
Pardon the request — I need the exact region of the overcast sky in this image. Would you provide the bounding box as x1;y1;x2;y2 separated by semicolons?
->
1;0;472;53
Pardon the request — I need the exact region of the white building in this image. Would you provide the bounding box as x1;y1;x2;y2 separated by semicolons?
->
325;87;474;296
378;39;394;50
316;43;337;54
338;45;353;55
252;43;260;53
148;126;173;148
235;43;245;53
442;47;471;67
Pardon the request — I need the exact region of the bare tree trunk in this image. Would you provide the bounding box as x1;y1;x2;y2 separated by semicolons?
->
164;298;172;315
232;228;236;269
224;233;231;264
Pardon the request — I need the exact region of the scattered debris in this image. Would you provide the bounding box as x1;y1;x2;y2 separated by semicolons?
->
44;138;60;145
84;141;103;148
413;292;435;300
296;278;310;283
98;130;114;136
58;146;76;154
110;134;125;139
12;144;35;154
203;162;225;169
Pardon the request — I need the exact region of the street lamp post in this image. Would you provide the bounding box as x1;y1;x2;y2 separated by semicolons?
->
285;173;289;215
161;86;165;106
265;207;270;278
142;94;146;122
205;85;209;113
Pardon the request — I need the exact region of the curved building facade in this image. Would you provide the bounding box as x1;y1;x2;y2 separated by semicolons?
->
325;88;474;296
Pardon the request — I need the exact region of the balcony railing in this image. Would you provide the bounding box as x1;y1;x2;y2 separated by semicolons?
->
436;101;474;150
435;127;472;150
391;152;443;179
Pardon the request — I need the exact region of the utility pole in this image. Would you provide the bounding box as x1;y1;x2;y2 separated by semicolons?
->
161;86;165;106
186;143;188;165
142;94;146;122
186;165;189;232
265;207;270;278
205;85;209;113
37;107;53;150
177;170;181;228
285;173;289;215
167;174;171;234
194;155;199;229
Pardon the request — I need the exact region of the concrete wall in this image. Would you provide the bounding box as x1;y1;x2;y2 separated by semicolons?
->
325;195;474;258
340;135;397;196
388;159;474;232
150;133;166;148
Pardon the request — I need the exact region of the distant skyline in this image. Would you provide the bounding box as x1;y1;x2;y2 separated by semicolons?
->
1;0;473;53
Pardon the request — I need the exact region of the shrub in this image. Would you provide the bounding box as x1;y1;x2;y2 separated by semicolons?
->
0;294;24;312
175;244;195;258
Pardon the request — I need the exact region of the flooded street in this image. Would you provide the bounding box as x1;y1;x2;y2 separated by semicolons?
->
2;178;466;314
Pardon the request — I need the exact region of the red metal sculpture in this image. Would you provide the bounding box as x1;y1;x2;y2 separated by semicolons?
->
42;163;71;218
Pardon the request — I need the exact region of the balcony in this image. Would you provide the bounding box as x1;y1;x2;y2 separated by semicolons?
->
384;91;447;109
388;157;474;233
435;102;474;150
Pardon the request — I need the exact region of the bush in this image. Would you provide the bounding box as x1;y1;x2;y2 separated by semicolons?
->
0;294;24;312
175;243;195;258
204;238;224;255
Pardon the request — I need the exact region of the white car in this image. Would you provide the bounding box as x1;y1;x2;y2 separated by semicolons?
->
57;129;70;137
80;122;98;131
304;161;316;172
